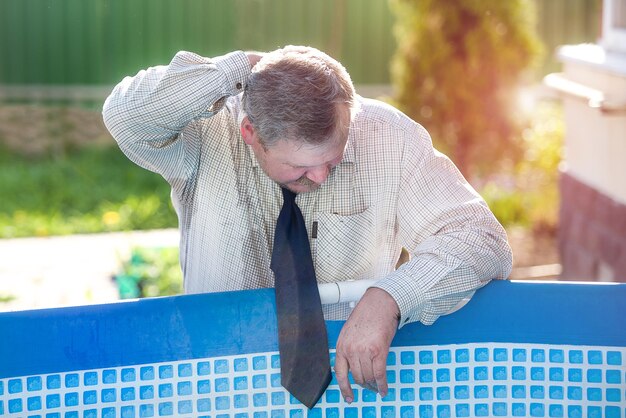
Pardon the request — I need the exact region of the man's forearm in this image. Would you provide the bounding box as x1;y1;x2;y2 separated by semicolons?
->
102;50;250;180
103;51;248;146
377;218;512;327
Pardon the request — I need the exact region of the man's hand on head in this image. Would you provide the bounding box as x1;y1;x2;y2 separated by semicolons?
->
333;287;400;403
245;51;264;70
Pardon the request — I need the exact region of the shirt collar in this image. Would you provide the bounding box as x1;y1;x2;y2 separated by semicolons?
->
249;144;260;167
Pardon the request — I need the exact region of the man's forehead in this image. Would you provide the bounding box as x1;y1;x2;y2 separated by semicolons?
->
271;137;347;167
281;119;356;167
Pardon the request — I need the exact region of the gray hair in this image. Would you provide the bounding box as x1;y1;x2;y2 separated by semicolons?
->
242;45;357;148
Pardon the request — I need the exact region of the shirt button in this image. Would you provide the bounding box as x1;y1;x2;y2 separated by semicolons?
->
236;82;242;90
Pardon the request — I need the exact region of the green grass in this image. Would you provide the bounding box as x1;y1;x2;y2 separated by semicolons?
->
0;144;177;238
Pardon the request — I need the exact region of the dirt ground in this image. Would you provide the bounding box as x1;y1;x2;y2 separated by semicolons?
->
0;104;111;155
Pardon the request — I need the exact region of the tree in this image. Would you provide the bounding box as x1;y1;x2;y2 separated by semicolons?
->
390;0;542;180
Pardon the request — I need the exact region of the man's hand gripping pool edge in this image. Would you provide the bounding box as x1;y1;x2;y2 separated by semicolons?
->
333;287;400;403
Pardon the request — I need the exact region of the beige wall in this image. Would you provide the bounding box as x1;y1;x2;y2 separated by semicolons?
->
552;44;626;205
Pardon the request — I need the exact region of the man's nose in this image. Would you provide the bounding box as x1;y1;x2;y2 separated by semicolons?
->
305;165;330;185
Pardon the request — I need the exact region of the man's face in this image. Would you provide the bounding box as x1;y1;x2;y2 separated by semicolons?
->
251;134;346;194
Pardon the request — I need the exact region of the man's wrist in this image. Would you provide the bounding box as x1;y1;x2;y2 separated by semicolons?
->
212;51;250;94
364;287;401;325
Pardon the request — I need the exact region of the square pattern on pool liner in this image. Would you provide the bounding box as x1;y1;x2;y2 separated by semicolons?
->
0;343;624;417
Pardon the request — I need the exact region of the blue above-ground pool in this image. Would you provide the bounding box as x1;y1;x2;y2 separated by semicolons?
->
0;280;624;417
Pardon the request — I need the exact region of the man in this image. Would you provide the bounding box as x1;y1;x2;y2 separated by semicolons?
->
103;46;512;403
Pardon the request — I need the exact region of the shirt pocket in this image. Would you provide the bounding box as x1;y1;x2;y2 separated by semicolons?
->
313;208;376;283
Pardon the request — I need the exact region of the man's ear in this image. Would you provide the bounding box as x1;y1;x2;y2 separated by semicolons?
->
241;117;259;146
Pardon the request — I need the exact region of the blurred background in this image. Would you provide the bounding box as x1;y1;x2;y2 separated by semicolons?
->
1;0;624;311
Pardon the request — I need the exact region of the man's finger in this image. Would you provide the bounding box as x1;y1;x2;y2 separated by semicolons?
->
373;354;389;397
362;380;379;393
348;352;365;386
358;355;376;391
333;354;354;403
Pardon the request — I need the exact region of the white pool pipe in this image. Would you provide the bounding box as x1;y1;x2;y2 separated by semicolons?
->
318;279;472;314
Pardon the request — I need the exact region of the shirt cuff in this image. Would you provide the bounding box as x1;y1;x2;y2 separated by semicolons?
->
373;281;424;329
213;51;250;96
374;257;459;328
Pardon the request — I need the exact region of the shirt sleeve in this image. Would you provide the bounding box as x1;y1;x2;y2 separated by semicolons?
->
102;50;250;192
374;123;513;328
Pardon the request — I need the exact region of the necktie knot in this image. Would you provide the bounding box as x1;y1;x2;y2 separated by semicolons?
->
281;187;296;205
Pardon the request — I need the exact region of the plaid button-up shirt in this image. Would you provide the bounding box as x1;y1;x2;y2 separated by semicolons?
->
103;51;512;327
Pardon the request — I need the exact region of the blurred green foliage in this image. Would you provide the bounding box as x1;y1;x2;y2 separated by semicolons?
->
480;100;563;230
0;144;177;238
390;0;543;180
115;247;182;298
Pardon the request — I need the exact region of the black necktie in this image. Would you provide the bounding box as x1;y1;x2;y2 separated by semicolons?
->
270;187;331;409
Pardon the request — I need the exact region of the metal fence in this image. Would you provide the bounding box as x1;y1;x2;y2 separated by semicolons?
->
0;0;600;92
